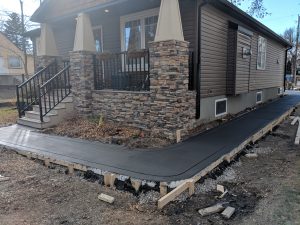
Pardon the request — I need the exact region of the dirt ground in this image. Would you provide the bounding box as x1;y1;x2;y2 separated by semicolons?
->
41;116;172;149
0;107;17;127
0;108;300;225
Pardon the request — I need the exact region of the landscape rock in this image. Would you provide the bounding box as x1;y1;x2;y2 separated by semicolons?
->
245;153;258;159
98;194;115;204
217;184;225;193
221;206;236;219
198;204;225;216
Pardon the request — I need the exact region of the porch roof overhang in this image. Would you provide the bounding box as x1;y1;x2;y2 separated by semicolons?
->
31;0;128;23
24;28;41;38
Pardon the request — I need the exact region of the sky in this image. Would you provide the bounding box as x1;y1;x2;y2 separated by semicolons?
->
0;0;299;35
239;0;300;34
0;0;40;17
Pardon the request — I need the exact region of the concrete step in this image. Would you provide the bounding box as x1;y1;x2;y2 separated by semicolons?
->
18;91;75;129
17;117;46;129
42;95;73;103
25;111;58;122
32;105;66;114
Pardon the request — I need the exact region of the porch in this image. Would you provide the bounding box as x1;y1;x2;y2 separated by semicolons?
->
18;0;198;140
36;0;196;92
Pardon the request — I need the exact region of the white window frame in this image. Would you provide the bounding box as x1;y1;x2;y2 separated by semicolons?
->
93;25;104;53
256;91;263;104
257;36;267;70
120;8;160;51
277;87;283;95
8;56;22;69
215;98;228;117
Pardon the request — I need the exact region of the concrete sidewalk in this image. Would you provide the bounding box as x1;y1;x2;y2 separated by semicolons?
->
0;94;299;182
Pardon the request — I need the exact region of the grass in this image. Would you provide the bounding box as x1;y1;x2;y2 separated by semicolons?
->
0;98;16;104
0;108;17;125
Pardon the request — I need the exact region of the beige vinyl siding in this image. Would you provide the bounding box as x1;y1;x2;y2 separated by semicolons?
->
249;33;285;90
200;5;228;97
200;4;286;98
235;32;251;94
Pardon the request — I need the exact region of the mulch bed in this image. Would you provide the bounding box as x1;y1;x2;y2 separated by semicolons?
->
42;117;172;149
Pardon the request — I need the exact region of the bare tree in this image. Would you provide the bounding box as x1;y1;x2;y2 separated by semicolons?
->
282;27;299;79
19;0;28;78
228;0;269;18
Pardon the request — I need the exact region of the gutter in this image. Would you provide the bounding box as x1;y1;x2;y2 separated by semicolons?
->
213;0;292;48
196;0;209;119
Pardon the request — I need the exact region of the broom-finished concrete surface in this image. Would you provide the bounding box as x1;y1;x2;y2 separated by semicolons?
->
0;94;299;182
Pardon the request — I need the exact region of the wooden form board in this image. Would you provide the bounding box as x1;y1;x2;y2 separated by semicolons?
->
15;151;88;174
157;107;294;209
5;107;295;210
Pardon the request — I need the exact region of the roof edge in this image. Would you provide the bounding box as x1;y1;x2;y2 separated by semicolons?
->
210;0;292;48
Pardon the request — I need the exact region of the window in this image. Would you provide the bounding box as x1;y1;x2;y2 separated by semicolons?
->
93;26;104;53
121;8;159;51
257;36;267;70
8;56;22;69
215;98;228;117
256;91;263;104
144;15;158;49
277;87;283;95
124;20;142;51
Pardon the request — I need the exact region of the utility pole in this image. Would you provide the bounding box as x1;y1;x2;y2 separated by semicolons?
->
294;15;300;86
20;0;28;78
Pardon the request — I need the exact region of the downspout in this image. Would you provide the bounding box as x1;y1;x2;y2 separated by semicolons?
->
196;0;209;119
284;46;292;92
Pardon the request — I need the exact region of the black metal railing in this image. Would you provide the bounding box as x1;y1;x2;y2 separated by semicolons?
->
94;49;150;91
188;50;195;91
16;61;58;118
38;64;71;122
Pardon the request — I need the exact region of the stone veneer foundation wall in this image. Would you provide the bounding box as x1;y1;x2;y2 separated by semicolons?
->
88;40;196;140
92;90;151;130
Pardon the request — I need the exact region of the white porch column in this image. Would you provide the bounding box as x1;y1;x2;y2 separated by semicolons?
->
73;13;96;52
38;23;58;56
154;0;184;42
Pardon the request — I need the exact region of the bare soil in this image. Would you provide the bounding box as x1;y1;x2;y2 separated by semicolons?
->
41;117;172;149
0;108;299;225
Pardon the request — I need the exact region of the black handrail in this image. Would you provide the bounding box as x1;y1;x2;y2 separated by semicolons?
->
93;49;150;91
16;61;58;118
39;65;71;122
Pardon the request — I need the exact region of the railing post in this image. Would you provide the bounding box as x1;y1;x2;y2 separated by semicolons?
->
16;85;21;118
37;85;44;123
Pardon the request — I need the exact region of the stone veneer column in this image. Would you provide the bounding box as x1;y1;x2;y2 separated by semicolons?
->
69;51;94;115
36;55;60;70
149;40;196;140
